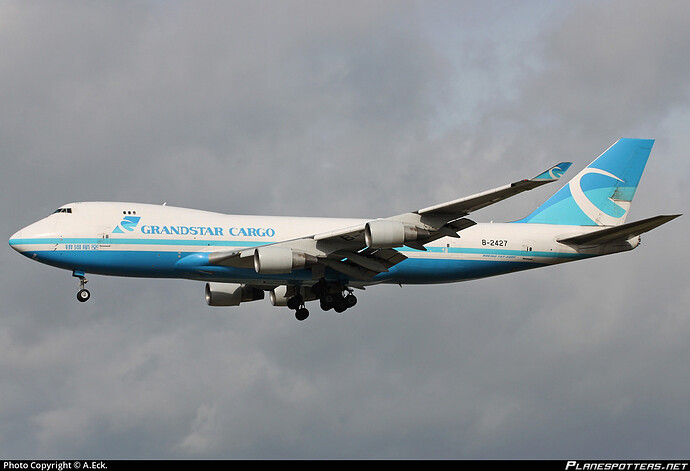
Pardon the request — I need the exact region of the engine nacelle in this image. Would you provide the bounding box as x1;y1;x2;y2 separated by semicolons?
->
270;285;290;306
364;220;430;248
270;285;318;306
205;282;265;306
253;246;317;274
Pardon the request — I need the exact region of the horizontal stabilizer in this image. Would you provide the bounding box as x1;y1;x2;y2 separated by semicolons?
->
557;214;681;245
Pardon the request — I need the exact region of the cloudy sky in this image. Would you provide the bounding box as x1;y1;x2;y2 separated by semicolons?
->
1;0;688;459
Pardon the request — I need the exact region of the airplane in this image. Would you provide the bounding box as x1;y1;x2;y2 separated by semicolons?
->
9;138;680;321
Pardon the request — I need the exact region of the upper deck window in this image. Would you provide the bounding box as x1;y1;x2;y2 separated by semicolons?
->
52;208;72;214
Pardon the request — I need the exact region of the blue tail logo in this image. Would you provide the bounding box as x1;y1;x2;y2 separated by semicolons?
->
518;139;654;226
112;216;141;233
548;164;570;180
568;167;628;226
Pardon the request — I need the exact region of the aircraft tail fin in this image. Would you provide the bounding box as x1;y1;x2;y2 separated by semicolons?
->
517;138;655;226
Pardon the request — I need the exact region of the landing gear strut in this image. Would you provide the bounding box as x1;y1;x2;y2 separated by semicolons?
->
73;271;90;302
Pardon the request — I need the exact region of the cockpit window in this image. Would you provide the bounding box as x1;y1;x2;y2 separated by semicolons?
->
52;208;72;214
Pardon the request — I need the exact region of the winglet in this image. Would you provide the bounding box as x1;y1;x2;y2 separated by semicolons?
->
531;162;572;181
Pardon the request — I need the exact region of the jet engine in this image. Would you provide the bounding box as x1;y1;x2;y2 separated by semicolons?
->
205;282;265;306
364;220;430;248
253;246;317;274
270;285;290;306
270;285;317;306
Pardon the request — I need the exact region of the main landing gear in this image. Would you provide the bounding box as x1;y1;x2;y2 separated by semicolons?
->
285;280;358;321
286;294;310;321
73;271;90;302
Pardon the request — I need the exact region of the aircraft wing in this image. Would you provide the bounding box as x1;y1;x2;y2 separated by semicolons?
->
416;161;572;218
311;160;571;249
208;161;572;280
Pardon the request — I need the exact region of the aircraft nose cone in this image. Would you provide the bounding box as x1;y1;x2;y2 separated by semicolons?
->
9;229;23;253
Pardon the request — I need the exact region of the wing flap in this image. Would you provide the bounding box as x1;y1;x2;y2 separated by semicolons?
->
328;248;408;278
321;258;379;280
337;252;390;273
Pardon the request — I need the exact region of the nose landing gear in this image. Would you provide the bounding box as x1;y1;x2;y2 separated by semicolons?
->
73;270;90;302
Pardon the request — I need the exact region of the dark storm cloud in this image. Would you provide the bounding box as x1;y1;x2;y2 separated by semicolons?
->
1;0;450;218
1;0;688;459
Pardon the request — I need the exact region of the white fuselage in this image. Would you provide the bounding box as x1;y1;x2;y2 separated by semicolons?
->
9;202;638;287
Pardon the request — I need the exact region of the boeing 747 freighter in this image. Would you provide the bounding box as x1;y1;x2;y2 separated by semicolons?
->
9;139;679;320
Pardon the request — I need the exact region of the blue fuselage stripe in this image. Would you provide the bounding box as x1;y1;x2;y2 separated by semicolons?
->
16;235;587;284
11;237;582;260
10;237;268;247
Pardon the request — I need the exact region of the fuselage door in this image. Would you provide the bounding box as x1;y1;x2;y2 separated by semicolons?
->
99;233;111;248
522;240;535;260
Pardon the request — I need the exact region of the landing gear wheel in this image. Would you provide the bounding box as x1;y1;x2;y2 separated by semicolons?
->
345;294;357;308
311;279;359;315
77;288;91;302
320;298;332;311
287;295;303;310
295;307;309;321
